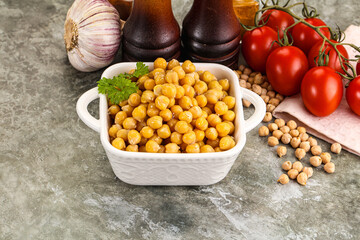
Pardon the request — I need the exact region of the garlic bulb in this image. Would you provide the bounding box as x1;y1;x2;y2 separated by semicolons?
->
64;0;122;72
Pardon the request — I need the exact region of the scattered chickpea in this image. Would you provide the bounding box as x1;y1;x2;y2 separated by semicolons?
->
309;156;322;167
276;93;284;102
292;161;303;172
331;143;342;154
272;130;283;140
252;84;262;95
282;161;292;171
290;137;301;149
278;174;289;185
268;98;280;107
266;104;276;113
277;146;287;157
302;167;313;178
296;172;308;186
268;123;278;132
275;118;285;128
280;126;290;134
297;126;306;134
242;99;251;108
320;152;331;164
295;148;306;160
299;133;309;142
290;129;300;137
308;137;318;147
287;120;297;130
311;145;322;156
299;141;311;152
281;133;292;145
259;126;270;137
287;169;299;179
324;162;335;173
268;136;279;147
267;91;276;98
263;112;273;122
261;95;270;103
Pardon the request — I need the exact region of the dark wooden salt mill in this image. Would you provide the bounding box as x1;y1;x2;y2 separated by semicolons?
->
181;0;242;69
122;0;181;62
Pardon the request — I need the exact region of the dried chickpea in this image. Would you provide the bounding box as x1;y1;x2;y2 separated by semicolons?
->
268;136;279;147
175;121;190;134
272;130;283;140
252;84;262;95
297;126;306;134
292;161;303;172
290;137;301;149
183;131;196;145
280;126;290;134
205;127;218;141
266;104;275;113
309;156;322;167
261;95;270;103
295;148;306;160
299;141;311;152
182;60;196;73
287;120;297;130
267;90;276;98
219;136;236;151
268;98;280;107
145;140;160;153
170;132;183;145
277;146;287;157
278;174;290;185
290;129;300;138
258;126;269;137
195;117;208;131
112;138;125;150
308;137;318;147
299;133;309;142
157;124;171;139
126;144;139;152
147;116;163;130
276;93;284;102
263;112;272;122
311;145;322;156
287;169;299;179
331;143;342;154
239;79;247;88
200;145;215;153
186;143;201;153
281;133;292;145
282;161;292;171
275;118;285;128
140;126;154;139
297;172;308;186
268;123;278;132
242;99;251;107
123;117;137;130
320;152;331;164
179;111;193;124
324;162;335;173
243;67;252;75
115;111;127;125
302;167;313;178
128;130;141;145
108;105;120;117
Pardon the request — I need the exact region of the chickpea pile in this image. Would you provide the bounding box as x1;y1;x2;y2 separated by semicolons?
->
234;65;284;122
258;118;341;186
108;58;237;153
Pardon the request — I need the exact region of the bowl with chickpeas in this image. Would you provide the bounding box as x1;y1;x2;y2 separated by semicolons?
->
77;59;266;185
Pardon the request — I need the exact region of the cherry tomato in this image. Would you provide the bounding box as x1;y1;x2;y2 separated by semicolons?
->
266;46;309;96
241;26;279;73
346;76;360;116
356;60;360;75
308;40;349;74
259;9;295;39
292;18;331;54
301;66;343;117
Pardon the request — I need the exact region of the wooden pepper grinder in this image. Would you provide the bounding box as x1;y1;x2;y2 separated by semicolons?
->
181;0;242;69
122;0;181;62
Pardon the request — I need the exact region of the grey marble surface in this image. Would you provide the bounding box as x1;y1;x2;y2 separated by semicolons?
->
0;0;359;239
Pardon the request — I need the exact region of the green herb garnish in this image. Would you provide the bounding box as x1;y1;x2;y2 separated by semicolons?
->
97;62;149;104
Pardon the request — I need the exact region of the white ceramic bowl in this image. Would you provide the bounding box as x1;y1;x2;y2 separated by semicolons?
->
77;62;265;186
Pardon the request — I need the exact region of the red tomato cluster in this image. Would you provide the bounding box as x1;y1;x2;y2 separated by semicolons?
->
241;8;360;117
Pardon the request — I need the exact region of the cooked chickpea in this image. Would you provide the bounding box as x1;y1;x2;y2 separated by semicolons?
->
167;59;180;70
108;105;120;117
117;129;129;141
140;126;154;139
162;84;177;99
200;145;215;153
287;120;297;130
205;127;218;141
159;109;172;122
320;152;331;164
222;110;235;122
183;84;196;98
219;79;230;91
108;125;120;139
170;132;183;145
219;136;236;151
302;167;313;178
194;80;208;95
324;162;335;173
225;121;235;135
311;145;322;156
147;116;163;130
282;161;292;171
295;148;306;160
287;169;299;180
277;146;287;157
194;129;205;142
149;134;163;145
300;141;311;152
275;118;285;128
195;117;209;131
154;57;167;69
132;105;147;122
207;114;222;127
126;144;139;152
216;122;231;137
290;137;301;149
179;111;193;124
175;120;190;134
268;123;278;132
145;140;160;153
128;130;141;145
297;172;308;186
172;66;186;80
196;95;208;108
263;112;272;122
205;89;221;104
309;156;322;167
115;111;127;125
201;71;216;83
141;90;155;103
182;60;196;73
179;96;193;110
214;101;228;115
186;143;201;153
155;95;170;110
123;117;137;130
272;130;283;140
331;143;342;154
128;93;141;107
112;138;125;150
268;136;279;147
281;133;292;145
292;161;303;172
258;126;269;137
157;124;171;139
154;72;165;85
189;106;202;119
277;174;289;185
181;74;196;86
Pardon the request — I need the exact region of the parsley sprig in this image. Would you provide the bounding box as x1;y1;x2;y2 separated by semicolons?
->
97;62;149;104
